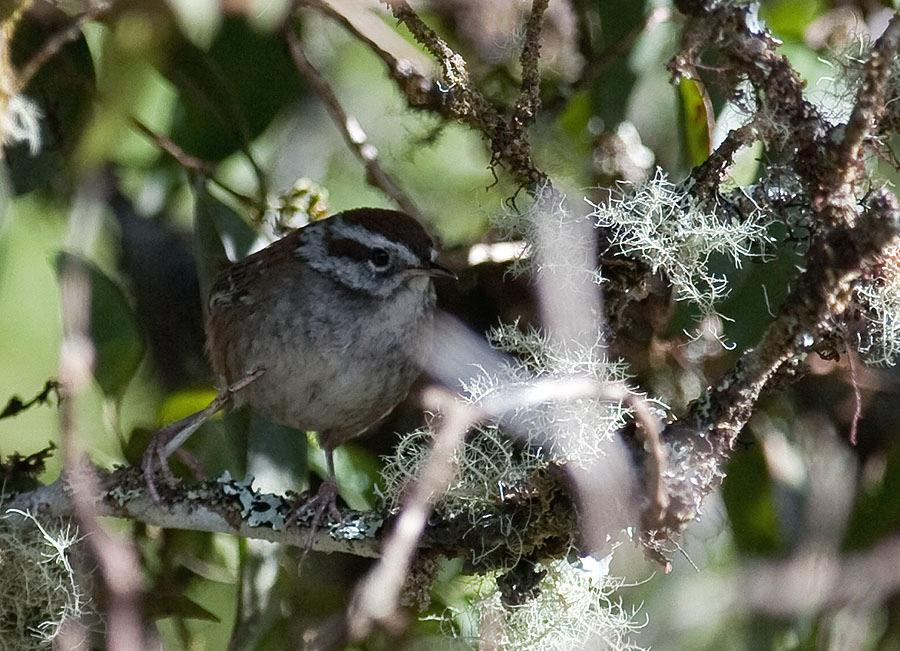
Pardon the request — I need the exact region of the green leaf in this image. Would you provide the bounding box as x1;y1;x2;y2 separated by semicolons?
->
192;181;256;299
589;0;647;126
678;77;714;168
161;16;302;162
308;434;381;511
759;0;825;42
722;444;785;556
55;253;145;399
843;443;900;551
145;592;221;623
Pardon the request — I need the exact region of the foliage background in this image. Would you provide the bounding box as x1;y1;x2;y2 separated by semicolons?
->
1;0;900;648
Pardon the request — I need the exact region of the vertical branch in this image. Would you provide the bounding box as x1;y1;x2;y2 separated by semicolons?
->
58;179;145;650
514;0;549;127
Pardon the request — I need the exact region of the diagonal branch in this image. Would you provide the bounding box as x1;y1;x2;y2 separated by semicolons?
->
283;25;425;223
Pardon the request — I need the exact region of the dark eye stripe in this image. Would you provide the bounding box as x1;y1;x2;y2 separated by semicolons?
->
326;236;372;263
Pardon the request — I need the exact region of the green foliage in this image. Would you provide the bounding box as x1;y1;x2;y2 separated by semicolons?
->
192;181;256;297
677;78;712;168
164;15;302;162
722;444;785;556
54;252;145;399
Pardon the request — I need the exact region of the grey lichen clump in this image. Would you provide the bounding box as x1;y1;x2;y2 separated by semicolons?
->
470;559;645;651
380;324;648;528
589;168;773;317
0;510;89;649
855;244;900;366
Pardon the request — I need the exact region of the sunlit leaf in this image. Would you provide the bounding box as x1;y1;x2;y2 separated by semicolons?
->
678;77;713;168
55;253;145;399
759;0;825;42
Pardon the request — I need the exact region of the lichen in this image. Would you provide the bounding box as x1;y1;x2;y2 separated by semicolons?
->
0;510;90;649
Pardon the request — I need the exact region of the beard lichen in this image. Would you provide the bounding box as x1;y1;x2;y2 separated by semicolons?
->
0;510;90;649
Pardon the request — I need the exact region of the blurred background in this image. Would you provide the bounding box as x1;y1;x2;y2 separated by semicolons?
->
1;0;900;648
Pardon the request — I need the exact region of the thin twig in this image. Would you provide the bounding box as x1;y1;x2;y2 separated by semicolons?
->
282;25;425;222
347;376;666;638
302;0;445;113
129;116;261;211
15;2;108;92
819;11;900;229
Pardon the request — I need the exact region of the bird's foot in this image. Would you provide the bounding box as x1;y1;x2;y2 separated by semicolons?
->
286;480;344;560
141;422;206;502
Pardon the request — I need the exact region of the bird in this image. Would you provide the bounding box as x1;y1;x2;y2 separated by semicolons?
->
141;207;453;519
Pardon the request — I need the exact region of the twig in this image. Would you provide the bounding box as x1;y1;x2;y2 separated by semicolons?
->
346;376;665;638
0;379;60;420
382;0;551;192
818;12;900;229
282;26;425;223
129;116;261;211
302;0;446;113
347;388;477;640
654;188;900;558
15;1;108;93
513;0;549;128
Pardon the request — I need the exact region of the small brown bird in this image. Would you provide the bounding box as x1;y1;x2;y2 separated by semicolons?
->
142;208;452;516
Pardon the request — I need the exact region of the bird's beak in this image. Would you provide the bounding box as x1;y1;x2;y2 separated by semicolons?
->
426;261;457;280
407;262;457;280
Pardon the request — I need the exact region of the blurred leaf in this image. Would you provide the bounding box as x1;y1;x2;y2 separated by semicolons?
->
55;253;145;399
162;15;301;161
193;181;256;299
158;386;218;425
146;591;221;622
678;77;713;168
4;12;96;194
759;0;825;42
248;413;308;490
307;434;381;510
590;0;647;126
843;443;900;551
722;444;785;556
77;2;177;167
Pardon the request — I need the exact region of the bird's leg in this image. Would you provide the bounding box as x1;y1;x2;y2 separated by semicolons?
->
142;369;264;502
286;440;343;528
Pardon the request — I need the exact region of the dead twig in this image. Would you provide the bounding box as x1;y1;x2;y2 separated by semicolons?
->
282;25;425;223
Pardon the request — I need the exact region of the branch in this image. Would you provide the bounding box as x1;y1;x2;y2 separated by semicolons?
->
818;12;900;229
649;188;900;558
14;1;108;93
129;116;261;212
282;25;425;223
382;0;551;192
4;467;383;557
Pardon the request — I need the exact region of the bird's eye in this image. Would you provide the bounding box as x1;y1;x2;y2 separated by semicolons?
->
369;247;390;270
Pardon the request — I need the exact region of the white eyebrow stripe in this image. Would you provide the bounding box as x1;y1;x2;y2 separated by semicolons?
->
330;220;421;266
